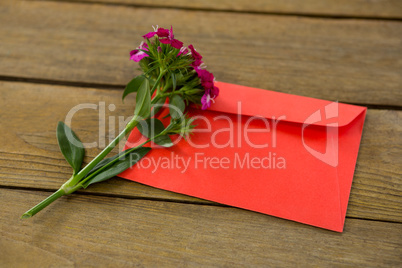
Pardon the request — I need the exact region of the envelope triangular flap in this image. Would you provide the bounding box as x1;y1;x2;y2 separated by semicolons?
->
209;82;366;127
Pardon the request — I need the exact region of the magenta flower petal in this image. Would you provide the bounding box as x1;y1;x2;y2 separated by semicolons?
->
130;49;139;57
143;27;169;39
156;27;170;38
196;69;208;79
203;81;214;89
170;39;183;49
159;38;183;49
194;66;204;76
159;38;171;45
197;69;215;89
143;32;156;39
188;44;203;67
130;50;148;62
211;86;219;98
201;93;212;110
177;46;189;56
130;42;149;62
168;26;174;39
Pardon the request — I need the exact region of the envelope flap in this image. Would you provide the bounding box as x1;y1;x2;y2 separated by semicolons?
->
207;82;366;127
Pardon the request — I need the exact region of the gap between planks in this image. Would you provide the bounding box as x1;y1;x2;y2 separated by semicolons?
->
0;76;400;110
4;185;402;225
2;187;401;267
0;184;221;207
33;0;402;21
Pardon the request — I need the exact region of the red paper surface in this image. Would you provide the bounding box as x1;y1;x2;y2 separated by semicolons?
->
119;82;367;232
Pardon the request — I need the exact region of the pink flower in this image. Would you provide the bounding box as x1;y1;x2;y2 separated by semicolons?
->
160;38;183;49
197;69;219;110
143;27;169;39
143;26;183;49
197;69;215;89
177;46;189;56
130;42;149;62
159;26;183;49
211;86;219;98
188;44;203;67
201;93;213;110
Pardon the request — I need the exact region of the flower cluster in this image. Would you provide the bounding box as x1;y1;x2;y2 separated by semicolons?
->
130;26;219;110
22;26;210;219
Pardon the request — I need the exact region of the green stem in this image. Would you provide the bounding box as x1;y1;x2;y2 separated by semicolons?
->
159;89;183;98
79;125;172;188
78;137;153;187
21;118;139;219
21;188;65;219
151;70;166;96
70;118;138;185
75;70;168;180
21;70;169;219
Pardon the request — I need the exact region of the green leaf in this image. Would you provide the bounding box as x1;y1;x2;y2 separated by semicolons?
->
134;77;151;119
82;147;151;188
137;118;163;138
56;121;85;175
154;135;174;148
149;78;156;95
122;75;146;102
86;152;120;176
138;118;173;147
169;95;185;119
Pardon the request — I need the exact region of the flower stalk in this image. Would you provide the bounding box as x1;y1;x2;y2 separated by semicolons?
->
21;119;176;219
21;118;138;218
21;25;218;219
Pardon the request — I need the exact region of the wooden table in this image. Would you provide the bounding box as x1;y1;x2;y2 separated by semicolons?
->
1;0;401;266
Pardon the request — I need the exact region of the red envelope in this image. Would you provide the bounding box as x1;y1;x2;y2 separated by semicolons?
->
119;82;367;232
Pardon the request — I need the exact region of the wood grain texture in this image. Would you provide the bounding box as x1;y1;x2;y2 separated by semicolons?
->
1;1;401;106
0;81;401;222
72;0;402;19
0;0;400;267
1;188;402;267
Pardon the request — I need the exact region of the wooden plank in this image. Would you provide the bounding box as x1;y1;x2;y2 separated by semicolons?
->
75;0;402;19
1;188;401;267
1;1;401;106
0;81;401;223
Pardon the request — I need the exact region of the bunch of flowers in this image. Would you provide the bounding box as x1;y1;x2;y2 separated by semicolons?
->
129;26;219;110
22;26;219;218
